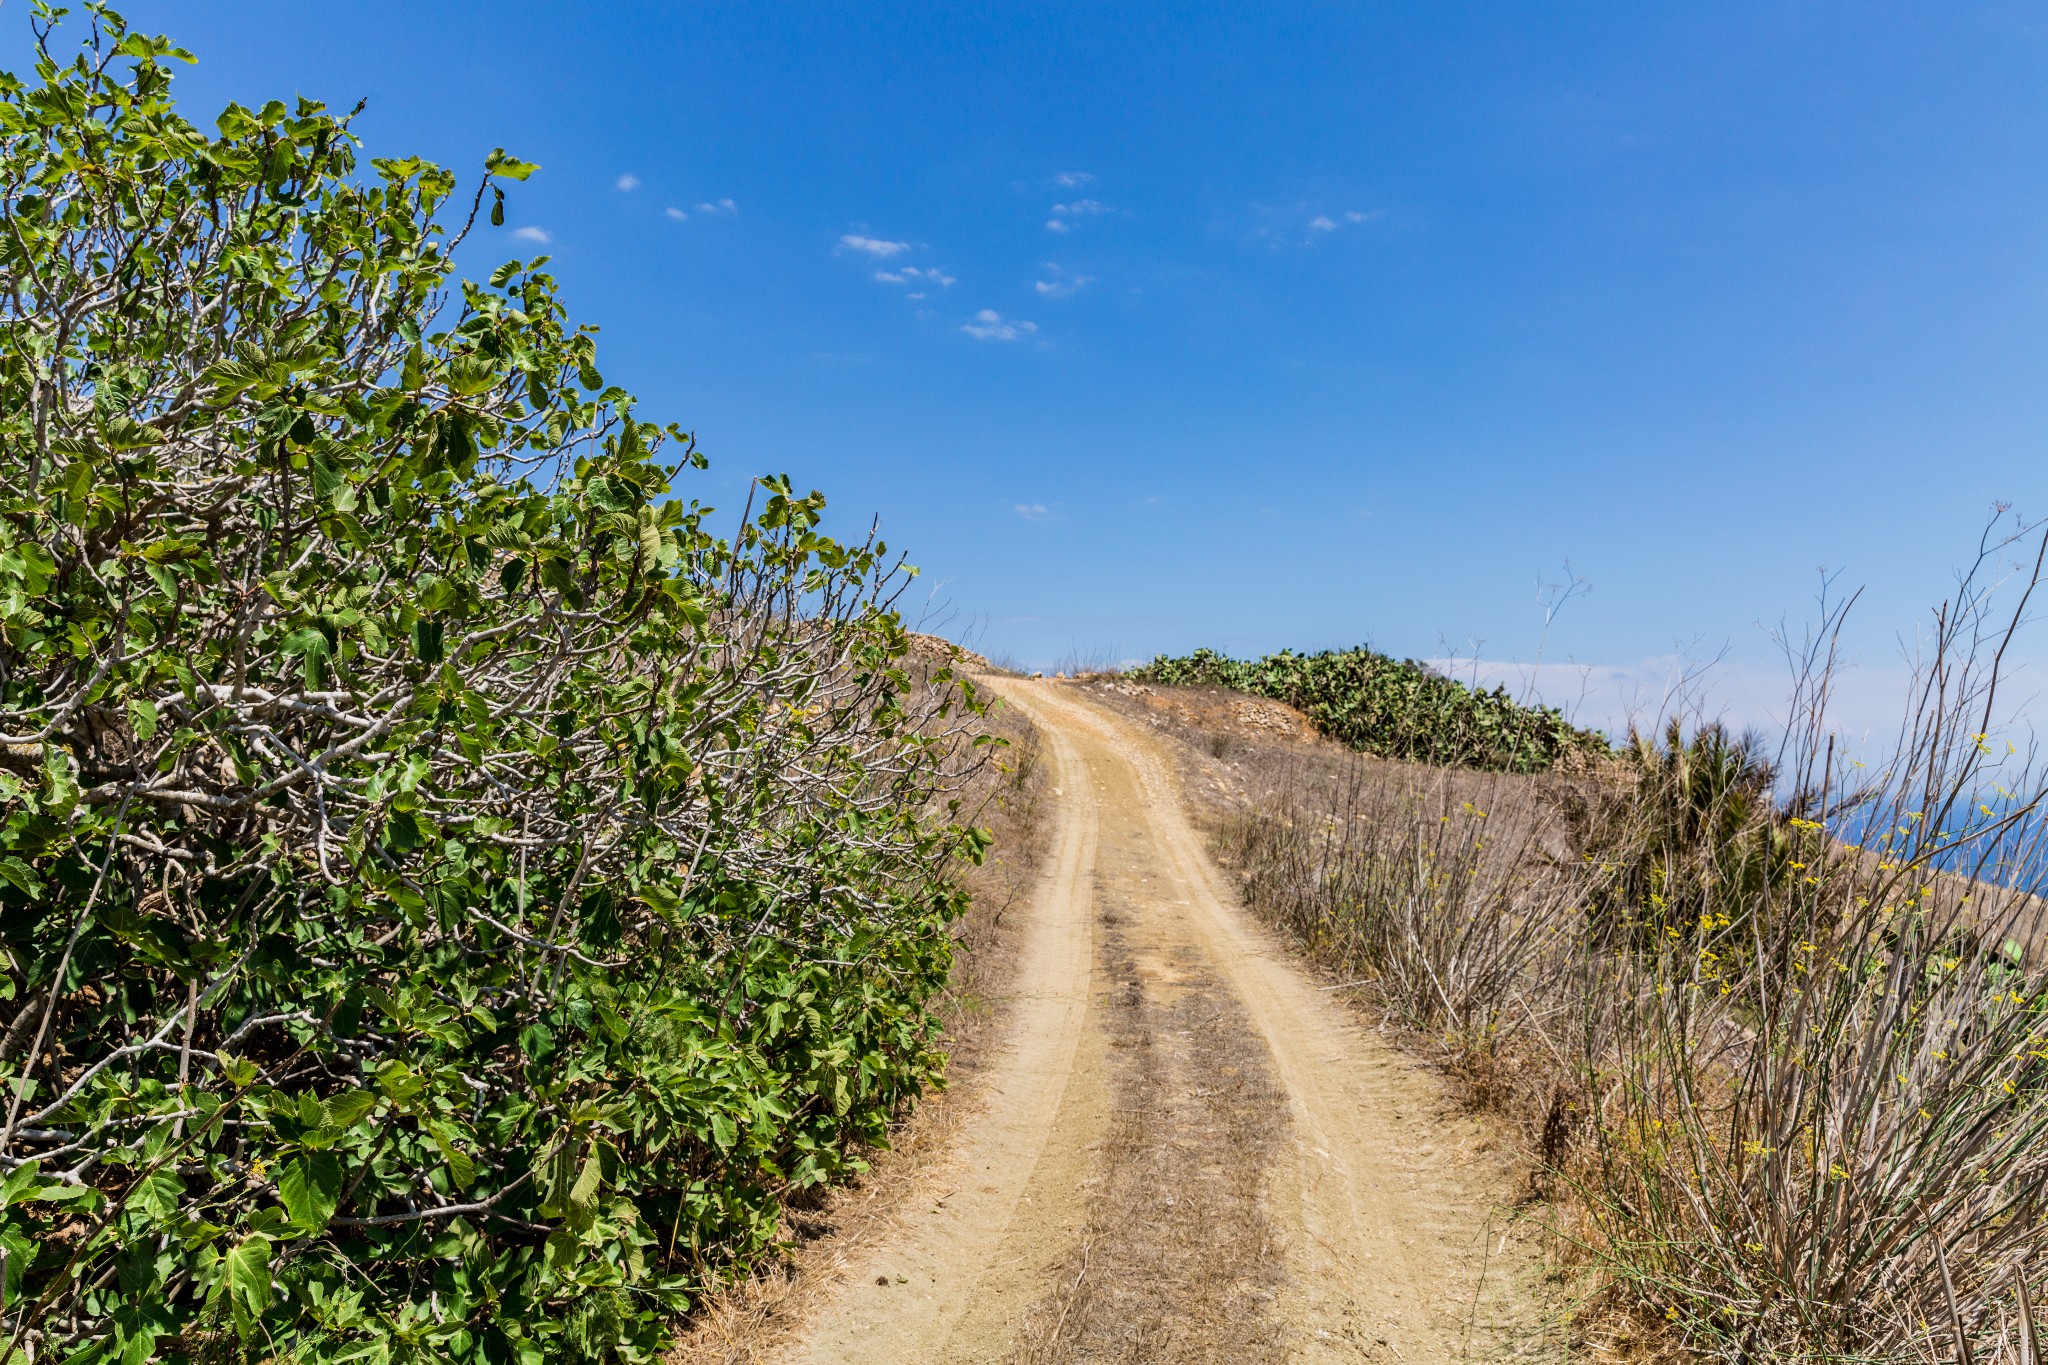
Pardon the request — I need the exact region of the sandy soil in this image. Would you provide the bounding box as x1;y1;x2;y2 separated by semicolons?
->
782;680;1557;1364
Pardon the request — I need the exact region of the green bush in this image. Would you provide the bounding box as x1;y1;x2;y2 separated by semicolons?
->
0;7;988;1360
1133;646;1608;772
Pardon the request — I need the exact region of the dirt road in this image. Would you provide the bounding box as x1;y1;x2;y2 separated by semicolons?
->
786;680;1555;1364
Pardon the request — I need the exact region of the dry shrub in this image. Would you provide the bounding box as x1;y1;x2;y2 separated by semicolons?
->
1196;520;2048;1361
1218;762;1575;1055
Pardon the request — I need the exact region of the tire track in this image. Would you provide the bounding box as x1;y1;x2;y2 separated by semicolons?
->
790;680;1555;1363
786;691;1101;1363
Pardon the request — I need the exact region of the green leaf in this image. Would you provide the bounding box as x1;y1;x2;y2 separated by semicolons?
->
427;1122;476;1191
55;456;94;504
386;807;432;852
108;1302;169;1365
0;1227;31;1306
0;857;40;897
215;1052;259;1088
37;750;79;817
538;1139;577;1216
447;356;500;397
0;1160;43;1209
568;1152;601;1213
115;31;197;63
278;1151;343;1231
282;630;333;695
101;416;164;451
281;626;330;660
373;1060;425;1105
129;1165;184;1220
8;543;55;593
413;617;445;665
127;697;158;744
416;574;460;612
216;1234;274;1337
320;1089;379;1130
484;147;540;181
542;1227;580;1270
138;537;204;564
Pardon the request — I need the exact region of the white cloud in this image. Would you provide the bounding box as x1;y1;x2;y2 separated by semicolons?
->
1244;202;1376;248
1046;198;1112;233
1034;264;1093;298
873;265;956;288
1014;503;1051;520
513;225;551;243
1291;208;1384;245
962;308;1038;341
615;173;640;192
665;206;687;220
840;233;909;258
696;198;738;215
1054;170;1094;188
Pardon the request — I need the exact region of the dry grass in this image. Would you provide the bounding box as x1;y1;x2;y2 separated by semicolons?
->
1074;521;2048;1362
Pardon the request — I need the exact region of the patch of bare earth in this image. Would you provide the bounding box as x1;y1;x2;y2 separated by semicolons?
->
1074;676;1592;1359
1003;775;1291;1364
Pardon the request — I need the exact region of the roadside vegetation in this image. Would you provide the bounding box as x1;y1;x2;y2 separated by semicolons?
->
666;692;1049;1365
0;8;1002;1362
1133;644;1609;772
1113;525;2048;1361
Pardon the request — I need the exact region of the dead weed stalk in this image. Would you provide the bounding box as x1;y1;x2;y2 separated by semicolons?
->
1213;521;2048;1360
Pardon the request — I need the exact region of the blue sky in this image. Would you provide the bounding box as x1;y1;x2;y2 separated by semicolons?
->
27;2;2048;729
